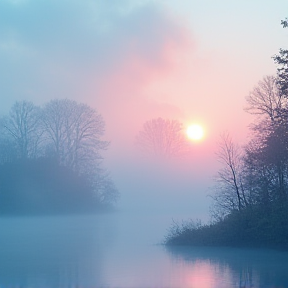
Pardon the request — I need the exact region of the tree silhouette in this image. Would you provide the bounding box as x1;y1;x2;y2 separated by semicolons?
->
135;117;190;159
41;99;108;173
273;18;288;97
2;101;41;158
0;99;119;211
245;75;286;121
211;133;246;220
243;69;288;205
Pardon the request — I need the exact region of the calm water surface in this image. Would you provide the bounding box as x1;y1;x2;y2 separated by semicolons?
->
0;213;288;288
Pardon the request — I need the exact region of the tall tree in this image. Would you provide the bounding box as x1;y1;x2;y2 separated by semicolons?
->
213;133;246;214
273;18;288;98
244;70;288;204
243;119;288;206
0;99;119;209
41;99;108;173
135;117;190;159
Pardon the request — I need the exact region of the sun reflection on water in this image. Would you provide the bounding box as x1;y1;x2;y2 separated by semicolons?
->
185;261;216;288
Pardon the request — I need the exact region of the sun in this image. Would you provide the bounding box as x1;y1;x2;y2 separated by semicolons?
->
186;124;204;141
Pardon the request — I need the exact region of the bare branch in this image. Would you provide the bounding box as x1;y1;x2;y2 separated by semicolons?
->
135;117;190;159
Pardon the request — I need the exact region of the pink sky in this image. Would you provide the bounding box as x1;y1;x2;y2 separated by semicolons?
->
0;0;287;219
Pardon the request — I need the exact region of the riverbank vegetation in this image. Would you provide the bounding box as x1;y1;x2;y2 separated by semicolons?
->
0;99;119;215
165;203;288;248
165;19;288;248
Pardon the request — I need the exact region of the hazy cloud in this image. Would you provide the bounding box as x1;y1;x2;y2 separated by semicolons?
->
0;0;193;98
0;0;195;146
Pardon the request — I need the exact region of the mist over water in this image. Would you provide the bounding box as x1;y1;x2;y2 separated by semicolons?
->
108;149;213;221
0;147;284;288
1;213;288;288
1;1;288;287
0;102;286;287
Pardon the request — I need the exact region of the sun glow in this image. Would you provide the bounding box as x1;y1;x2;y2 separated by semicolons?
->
186;124;204;141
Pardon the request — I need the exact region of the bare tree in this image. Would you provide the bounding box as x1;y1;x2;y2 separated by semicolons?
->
212;132;246;216
2;101;42;158
135;117;190;159
245;75;286;121
0;118;18;164
41;99;108;173
244;119;288;205
92;169;120;205
244;74;288;204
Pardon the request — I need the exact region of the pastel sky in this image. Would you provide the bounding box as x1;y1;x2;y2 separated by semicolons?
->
1;0;287;219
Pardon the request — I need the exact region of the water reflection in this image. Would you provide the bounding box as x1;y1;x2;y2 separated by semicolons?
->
1;213;288;288
166;245;288;288
0;214;116;287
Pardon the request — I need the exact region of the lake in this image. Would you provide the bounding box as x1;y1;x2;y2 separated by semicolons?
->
0;212;288;287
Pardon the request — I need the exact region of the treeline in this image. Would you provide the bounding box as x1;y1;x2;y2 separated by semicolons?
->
165;19;288;248
0;99;119;215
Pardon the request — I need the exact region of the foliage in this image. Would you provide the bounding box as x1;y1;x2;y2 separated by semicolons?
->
0;158;100;215
273;18;288;97
281;18;288;28
165;204;288;248
0;99;119;214
165;19;288;248
273;49;288;98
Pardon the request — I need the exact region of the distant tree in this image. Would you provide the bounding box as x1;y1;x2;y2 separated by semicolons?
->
41;99;108;173
0;99;119;211
2;101;42;158
135;117;190;159
0;118;18;164
40;99;118;205
0;158;105;215
92;169;119;205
